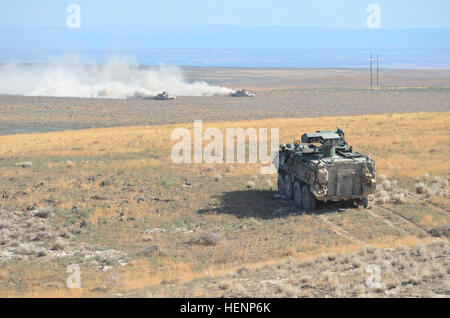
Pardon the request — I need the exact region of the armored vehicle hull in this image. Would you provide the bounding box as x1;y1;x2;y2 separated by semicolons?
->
230;89;255;97
277;129;376;210
154;91;176;100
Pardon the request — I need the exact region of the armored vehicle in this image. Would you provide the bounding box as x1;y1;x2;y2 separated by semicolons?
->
230;89;255;97
277;128;376;210
154;91;176;100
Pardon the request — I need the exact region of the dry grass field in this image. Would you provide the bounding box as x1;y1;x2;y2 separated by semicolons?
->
0;68;449;297
181;67;450;90
0;110;449;297
1;67;449;135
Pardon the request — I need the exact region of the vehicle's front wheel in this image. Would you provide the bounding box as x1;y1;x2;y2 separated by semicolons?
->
302;185;317;211
284;175;293;200
277;174;285;195
293;181;303;208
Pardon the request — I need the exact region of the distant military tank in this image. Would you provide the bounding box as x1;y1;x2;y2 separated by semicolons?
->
153;91;176;100
277;128;376;210
230;89;255;97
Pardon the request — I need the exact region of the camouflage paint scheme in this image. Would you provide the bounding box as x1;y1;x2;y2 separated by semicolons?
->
277;128;376;210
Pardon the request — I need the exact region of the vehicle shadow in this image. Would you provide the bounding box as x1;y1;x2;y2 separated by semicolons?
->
197;189;356;220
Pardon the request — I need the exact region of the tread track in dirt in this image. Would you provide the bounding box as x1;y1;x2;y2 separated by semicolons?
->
376;205;430;236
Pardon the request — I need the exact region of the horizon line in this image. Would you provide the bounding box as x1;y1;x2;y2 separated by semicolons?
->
1;24;450;31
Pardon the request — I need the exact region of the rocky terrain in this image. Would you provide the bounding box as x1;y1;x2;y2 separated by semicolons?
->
145;240;449;298
0;207;128;272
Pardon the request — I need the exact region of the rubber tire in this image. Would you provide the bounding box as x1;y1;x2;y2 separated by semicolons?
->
284;175;293;200
293;181;303;208
302;185;317;211
362;196;369;209
277;174;285;195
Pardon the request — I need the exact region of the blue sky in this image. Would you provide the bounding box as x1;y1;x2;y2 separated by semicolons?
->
1;0;449;29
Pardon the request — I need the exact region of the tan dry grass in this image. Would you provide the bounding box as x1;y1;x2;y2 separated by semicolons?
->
2;235;439;298
0;112;449;297
0;112;449;179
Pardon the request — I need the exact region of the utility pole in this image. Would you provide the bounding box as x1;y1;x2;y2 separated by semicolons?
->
376;55;379;88
370;54;373;91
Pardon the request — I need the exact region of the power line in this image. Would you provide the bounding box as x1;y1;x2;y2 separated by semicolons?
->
376;54;379;88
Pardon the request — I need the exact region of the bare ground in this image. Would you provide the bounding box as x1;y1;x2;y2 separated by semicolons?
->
1;88;449;135
0;67;449;135
181;67;450;90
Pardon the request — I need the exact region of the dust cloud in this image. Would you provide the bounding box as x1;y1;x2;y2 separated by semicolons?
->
0;58;232;98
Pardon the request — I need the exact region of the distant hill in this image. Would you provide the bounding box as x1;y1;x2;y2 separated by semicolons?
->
0;26;449;68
